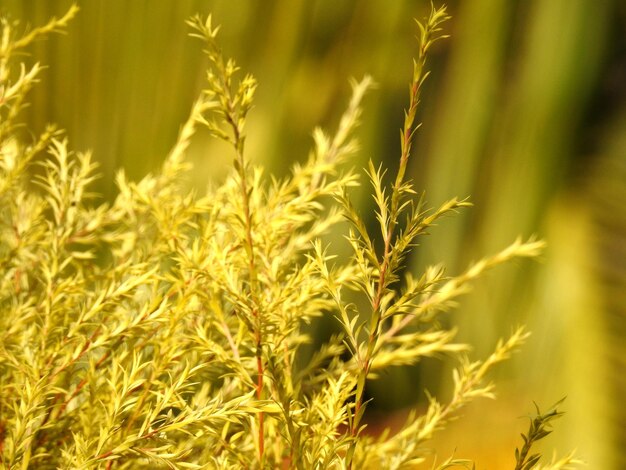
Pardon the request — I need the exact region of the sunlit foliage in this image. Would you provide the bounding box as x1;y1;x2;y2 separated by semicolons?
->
0;5;577;469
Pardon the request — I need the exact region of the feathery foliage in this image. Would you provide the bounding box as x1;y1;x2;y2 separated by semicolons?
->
514;400;583;470
0;4;577;469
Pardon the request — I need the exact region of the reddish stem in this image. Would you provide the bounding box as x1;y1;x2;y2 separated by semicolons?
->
256;343;265;459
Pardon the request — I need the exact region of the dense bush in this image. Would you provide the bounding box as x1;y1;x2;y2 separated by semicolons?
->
0;5;578;469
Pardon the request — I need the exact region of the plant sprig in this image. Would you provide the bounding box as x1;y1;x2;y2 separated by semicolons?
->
514;399;583;470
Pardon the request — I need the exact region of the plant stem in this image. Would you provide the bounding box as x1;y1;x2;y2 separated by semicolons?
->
345;8;448;468
224;86;265;466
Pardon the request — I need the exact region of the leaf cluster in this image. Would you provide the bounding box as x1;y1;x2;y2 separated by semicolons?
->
514;400;583;470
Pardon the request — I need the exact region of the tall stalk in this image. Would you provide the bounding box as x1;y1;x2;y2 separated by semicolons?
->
345;6;451;468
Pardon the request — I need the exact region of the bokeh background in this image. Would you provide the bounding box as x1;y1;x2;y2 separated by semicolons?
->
2;0;625;468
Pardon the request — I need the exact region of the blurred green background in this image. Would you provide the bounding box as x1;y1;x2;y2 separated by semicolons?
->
2;0;625;467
